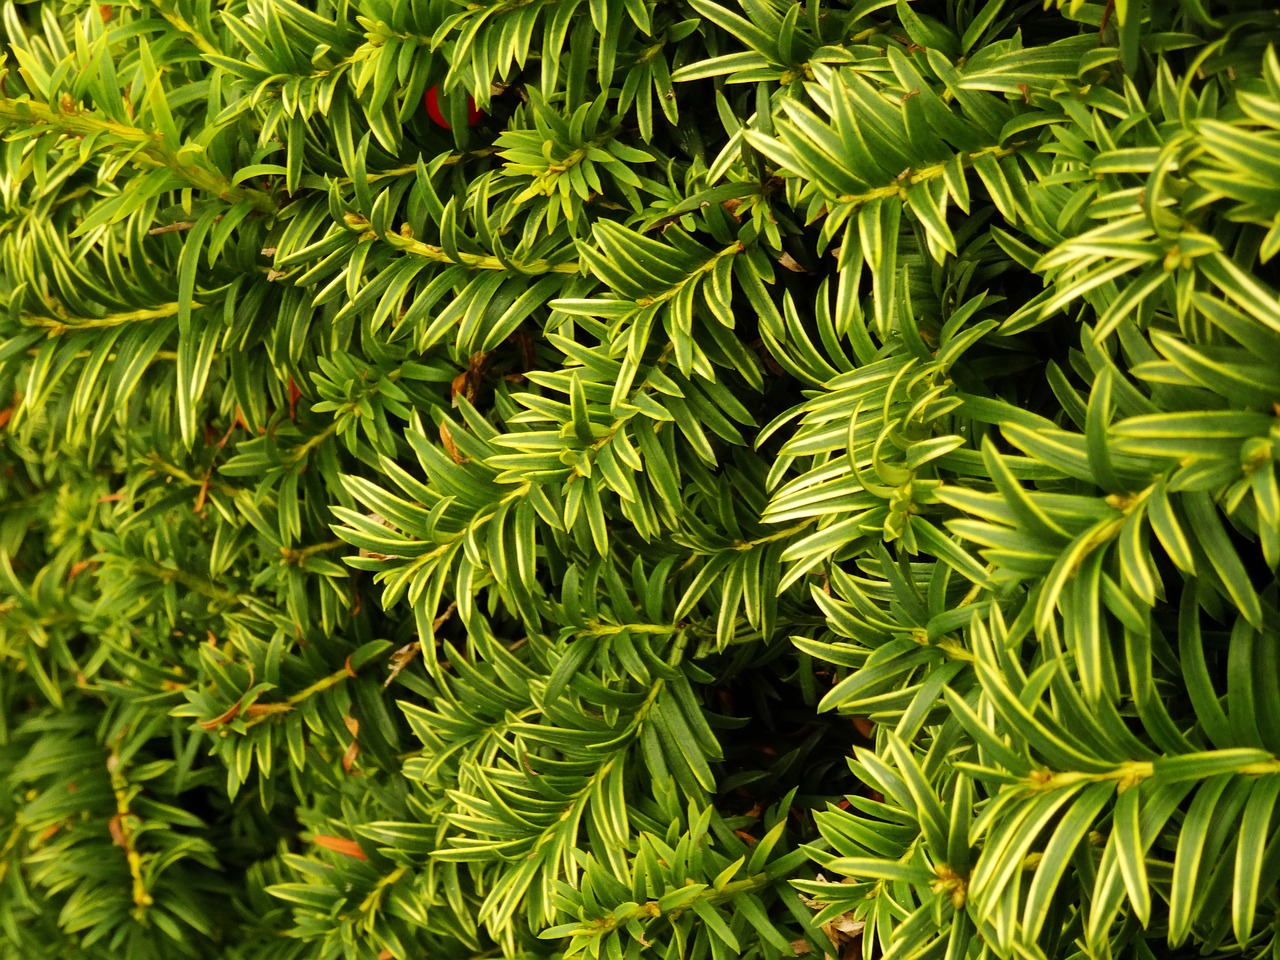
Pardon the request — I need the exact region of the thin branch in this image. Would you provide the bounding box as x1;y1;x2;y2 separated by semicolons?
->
107;746;154;920
23;301;195;335
385;601;458;687
343;215;581;274
0;97;277;213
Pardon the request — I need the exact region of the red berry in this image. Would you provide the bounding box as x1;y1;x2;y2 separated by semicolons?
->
424;86;483;129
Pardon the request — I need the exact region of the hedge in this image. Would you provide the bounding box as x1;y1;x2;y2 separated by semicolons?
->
2;0;1280;958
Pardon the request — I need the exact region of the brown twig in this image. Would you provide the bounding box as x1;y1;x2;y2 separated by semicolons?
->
147;220;196;235
384;601;457;687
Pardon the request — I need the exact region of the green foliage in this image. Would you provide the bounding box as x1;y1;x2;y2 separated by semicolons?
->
2;0;1280;958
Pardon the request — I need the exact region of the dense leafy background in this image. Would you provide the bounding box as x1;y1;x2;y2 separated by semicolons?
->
2;0;1280;958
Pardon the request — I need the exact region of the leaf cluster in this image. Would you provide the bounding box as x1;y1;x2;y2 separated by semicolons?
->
2;0;1280;958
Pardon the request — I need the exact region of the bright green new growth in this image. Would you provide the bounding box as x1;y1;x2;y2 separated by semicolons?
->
2;0;1280;957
